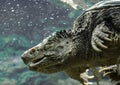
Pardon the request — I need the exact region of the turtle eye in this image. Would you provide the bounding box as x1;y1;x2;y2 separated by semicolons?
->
56;46;64;52
29;48;36;55
57;46;64;49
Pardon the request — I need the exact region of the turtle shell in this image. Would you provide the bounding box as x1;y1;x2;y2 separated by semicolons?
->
87;0;120;11
73;0;120;33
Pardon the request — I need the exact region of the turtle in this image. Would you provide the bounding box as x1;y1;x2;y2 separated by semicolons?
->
21;0;120;85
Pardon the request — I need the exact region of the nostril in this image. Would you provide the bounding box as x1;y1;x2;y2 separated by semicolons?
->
21;56;25;60
21;56;29;64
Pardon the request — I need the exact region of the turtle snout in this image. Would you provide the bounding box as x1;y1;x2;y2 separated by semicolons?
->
21;47;41;65
21;55;30;64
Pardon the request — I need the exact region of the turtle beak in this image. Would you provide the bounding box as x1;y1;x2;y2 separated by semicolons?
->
21;53;31;65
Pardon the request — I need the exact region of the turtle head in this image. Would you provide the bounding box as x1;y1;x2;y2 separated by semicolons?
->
21;30;76;73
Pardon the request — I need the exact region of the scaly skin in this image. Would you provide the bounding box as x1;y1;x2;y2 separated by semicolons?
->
21;30;94;84
21;29;120;85
21;0;120;85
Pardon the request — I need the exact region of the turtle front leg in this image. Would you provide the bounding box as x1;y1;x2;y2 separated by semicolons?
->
65;67;94;85
80;69;94;85
99;65;117;77
91;22;113;52
99;65;120;81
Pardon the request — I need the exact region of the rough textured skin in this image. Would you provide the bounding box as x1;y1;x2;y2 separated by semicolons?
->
21;0;120;85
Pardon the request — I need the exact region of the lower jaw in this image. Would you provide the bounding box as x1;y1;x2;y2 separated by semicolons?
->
29;63;64;73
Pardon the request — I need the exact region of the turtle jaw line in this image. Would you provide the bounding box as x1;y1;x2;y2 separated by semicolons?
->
32;57;46;63
28;57;47;67
28;57;65;70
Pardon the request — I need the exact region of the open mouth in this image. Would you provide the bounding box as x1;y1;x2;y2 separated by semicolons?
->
28;57;47;67
32;57;45;63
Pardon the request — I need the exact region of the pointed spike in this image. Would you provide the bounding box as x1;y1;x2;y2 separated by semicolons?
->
59;30;63;34
63;29;66;33
59;30;66;38
63;30;68;38
56;32;62;38
60;31;65;38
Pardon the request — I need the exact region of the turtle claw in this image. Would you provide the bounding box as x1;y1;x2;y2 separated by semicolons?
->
103;71;115;76
99;65;120;81
101;36;112;41
84;82;93;85
111;33;120;46
99;65;117;77
91;36;109;52
91;22;113;52
96;41;108;49
80;69;94;85
91;40;102;52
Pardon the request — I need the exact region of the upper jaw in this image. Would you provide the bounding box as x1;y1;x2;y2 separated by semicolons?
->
21;51;47;66
21;52;65;70
28;56;65;71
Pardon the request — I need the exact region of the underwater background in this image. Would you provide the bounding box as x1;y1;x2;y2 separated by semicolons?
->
0;0;114;85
